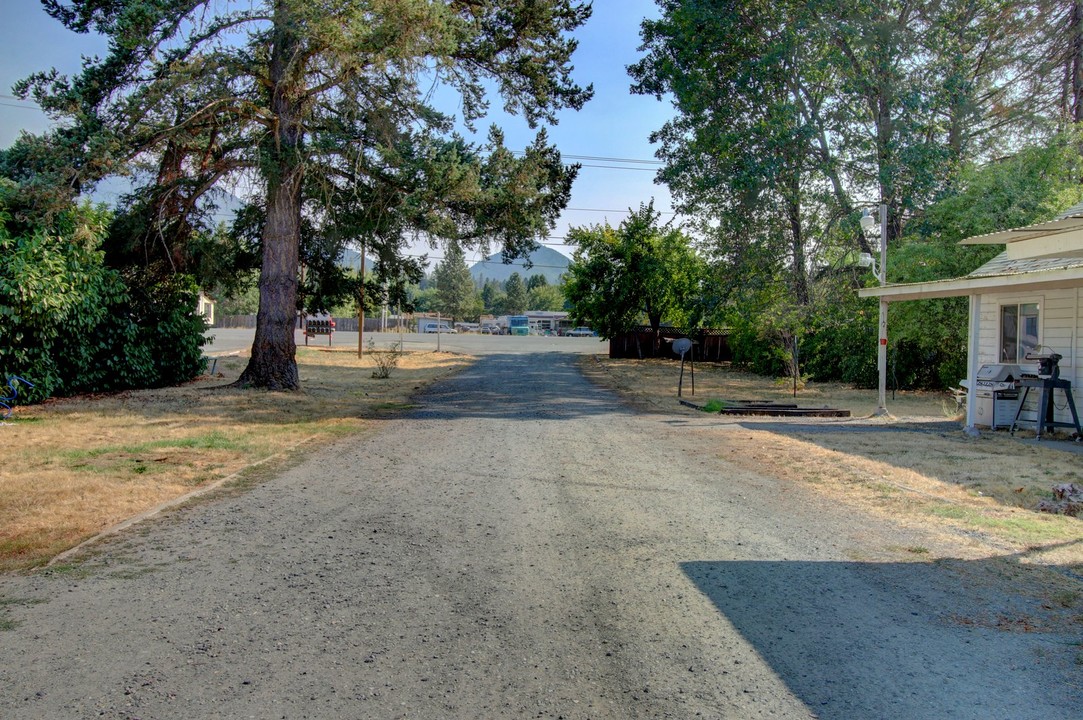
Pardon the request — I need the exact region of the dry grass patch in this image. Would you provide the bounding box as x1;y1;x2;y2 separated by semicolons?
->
583;356;957;418
0;347;470;572
582;356;1083;558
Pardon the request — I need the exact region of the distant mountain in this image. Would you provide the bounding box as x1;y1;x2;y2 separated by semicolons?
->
338;248;376;272
469;246;571;286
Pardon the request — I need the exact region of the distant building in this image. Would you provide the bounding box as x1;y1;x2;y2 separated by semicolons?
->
197;291;215;325
493;311;570;334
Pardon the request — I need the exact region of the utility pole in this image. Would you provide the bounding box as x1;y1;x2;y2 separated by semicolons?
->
357;242;365;359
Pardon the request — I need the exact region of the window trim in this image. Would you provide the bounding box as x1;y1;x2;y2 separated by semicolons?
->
998;298;1042;364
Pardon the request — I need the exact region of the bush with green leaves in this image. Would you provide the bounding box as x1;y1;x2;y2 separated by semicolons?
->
0;191;207;403
1;196;117;401
725;316;790;378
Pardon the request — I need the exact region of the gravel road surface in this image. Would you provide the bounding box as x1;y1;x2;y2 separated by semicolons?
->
2;350;1080;719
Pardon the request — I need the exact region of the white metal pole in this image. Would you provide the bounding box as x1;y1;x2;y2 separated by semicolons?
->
875;202;888;416
358;243;365;359
965;293;982;433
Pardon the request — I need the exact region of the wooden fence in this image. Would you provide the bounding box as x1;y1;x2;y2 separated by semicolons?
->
608;327;731;361
214;315;406;332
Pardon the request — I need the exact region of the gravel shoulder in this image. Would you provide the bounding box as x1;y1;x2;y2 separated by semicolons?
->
1;350;1081;719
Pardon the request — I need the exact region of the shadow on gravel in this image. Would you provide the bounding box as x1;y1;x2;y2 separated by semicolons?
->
682;551;1083;720
410;353;632;421
734;420;962;436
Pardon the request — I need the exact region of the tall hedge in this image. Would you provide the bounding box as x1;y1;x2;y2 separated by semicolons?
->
0;199;207;404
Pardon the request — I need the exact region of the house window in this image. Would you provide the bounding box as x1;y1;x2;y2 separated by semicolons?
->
1000;302;1039;363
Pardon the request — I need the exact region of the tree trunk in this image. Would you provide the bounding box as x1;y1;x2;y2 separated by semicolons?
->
1072;1;1083;123
785;179;809;306
235;2;305;390
648;309;663;357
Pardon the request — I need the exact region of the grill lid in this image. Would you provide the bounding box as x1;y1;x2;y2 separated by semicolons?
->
976;364;1022;382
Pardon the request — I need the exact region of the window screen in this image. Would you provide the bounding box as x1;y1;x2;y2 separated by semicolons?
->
1000;302;1040;363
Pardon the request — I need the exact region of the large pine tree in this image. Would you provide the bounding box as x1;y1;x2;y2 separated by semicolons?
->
22;0;591;389
432;242;478;323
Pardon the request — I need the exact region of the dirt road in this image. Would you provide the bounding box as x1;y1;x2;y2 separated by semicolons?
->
2;351;1080;719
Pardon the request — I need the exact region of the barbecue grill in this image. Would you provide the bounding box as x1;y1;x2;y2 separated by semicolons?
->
1009;352;1082;440
960;364;1022;430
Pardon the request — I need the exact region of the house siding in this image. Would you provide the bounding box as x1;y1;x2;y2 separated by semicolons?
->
971;288;1081;432
1076;287;1082;375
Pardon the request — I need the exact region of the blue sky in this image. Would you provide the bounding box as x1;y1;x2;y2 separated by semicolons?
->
0;1;678;265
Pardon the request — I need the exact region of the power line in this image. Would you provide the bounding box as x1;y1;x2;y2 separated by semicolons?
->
345;250;575;270
565;207;676;215
467;262;570;270
562;153;662;165
576;163;657;171
511;149;661;165
1;94;662;174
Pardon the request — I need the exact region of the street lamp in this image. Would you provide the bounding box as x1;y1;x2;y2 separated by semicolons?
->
860;205;889;416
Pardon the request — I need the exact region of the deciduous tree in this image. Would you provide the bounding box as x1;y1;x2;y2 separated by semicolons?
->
563;203;702;345
528;284;565;312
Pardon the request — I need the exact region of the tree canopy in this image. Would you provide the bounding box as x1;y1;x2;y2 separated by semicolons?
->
630;0;1083;387
563;203;703;342
502;272;529;315
21;0;593;389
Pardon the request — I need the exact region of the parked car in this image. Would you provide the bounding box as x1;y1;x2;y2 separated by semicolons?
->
423;323;456;333
566;326;596;337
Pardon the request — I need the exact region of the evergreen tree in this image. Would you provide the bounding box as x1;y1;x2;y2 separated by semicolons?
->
433;242;480;322
504;273;529;315
481;280;505;315
21;0;591;390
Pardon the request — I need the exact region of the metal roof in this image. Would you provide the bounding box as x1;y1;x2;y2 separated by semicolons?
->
859;201;1083;300
967;251;1083;277
959;201;1083;246
858;251;1083;301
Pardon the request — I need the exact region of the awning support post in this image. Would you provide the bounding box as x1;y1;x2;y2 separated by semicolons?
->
965;293;982;434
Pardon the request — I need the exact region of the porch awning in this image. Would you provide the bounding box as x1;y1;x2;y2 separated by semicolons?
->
858;263;1083;301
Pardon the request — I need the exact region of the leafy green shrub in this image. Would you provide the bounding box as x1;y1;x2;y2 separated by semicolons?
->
726;318;790;377
0;198;120;401
123;272;207;388
802;304;877;388
0;195;206;402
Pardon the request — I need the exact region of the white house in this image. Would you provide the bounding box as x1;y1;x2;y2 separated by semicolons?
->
859;201;1083;436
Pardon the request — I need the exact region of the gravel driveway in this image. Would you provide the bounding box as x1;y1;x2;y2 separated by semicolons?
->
1;350;1080;719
